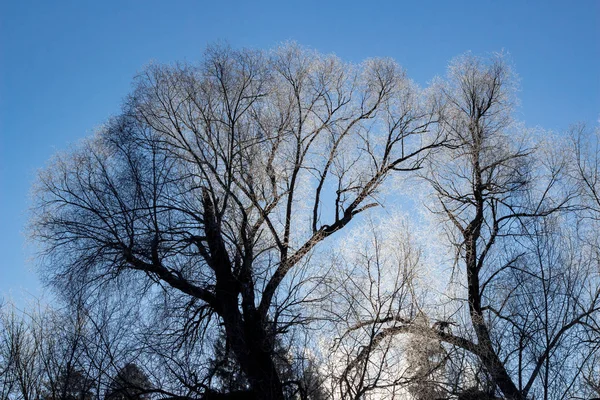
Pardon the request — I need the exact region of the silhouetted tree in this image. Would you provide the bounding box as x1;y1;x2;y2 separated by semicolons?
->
105;363;153;400
42;369;95;400
330;54;600;400
31;43;444;400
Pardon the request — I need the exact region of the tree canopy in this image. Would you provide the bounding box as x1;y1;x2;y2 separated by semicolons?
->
7;43;599;400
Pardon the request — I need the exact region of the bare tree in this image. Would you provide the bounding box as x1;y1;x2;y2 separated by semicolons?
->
0;301;99;400
30;43;443;400
425;53;576;399
318;218;428;399
332;54;600;400
0;303;43;400
16;43;600;400
105;363;153;400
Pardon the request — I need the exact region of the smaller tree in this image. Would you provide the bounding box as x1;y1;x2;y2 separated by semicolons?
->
105;363;152;400
42;368;95;400
404;317;448;400
0;304;44;400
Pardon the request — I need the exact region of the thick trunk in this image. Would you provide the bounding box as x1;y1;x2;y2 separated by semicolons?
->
243;314;284;400
203;191;284;400
216;271;283;400
221;310;284;400
243;340;285;400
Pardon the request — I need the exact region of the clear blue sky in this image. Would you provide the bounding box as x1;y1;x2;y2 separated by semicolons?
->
1;0;599;304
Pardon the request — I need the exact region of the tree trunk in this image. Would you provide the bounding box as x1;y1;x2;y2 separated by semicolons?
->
221;310;284;400
465;224;523;400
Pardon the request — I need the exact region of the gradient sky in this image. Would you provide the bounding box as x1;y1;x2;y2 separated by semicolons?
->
1;0;599;304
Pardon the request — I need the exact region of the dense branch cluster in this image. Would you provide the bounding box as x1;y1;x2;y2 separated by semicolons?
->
2;44;599;400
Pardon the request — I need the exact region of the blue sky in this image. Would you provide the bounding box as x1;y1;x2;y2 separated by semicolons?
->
1;0;599;304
